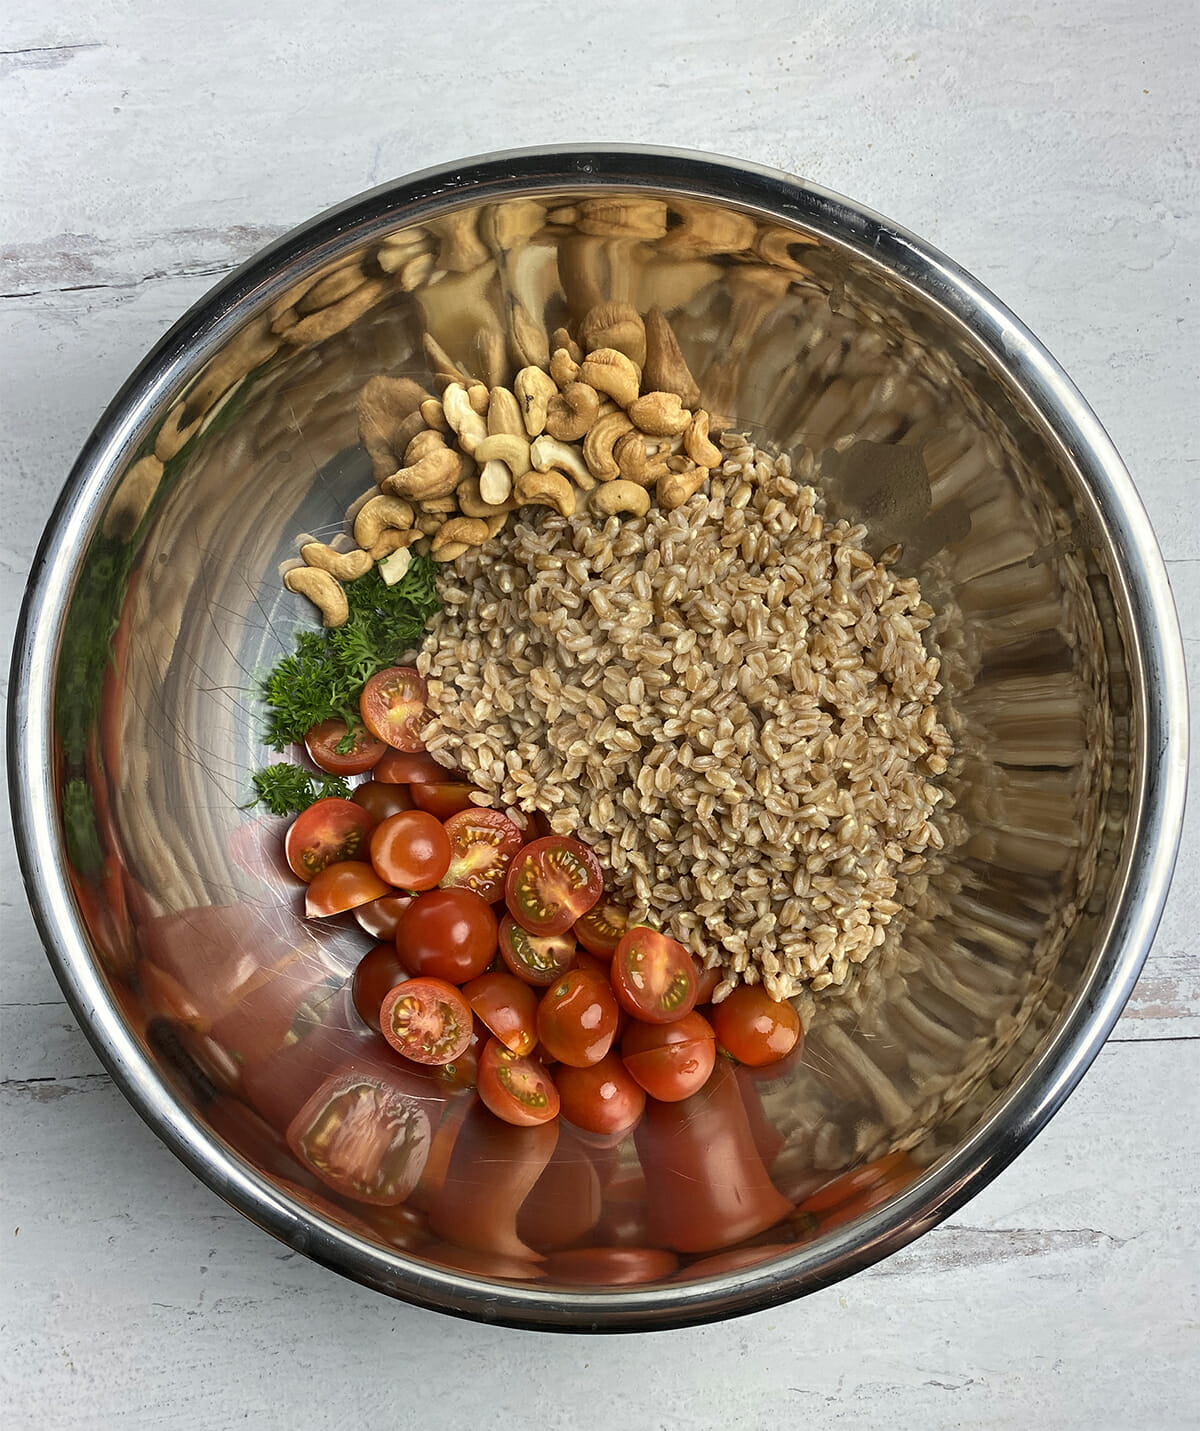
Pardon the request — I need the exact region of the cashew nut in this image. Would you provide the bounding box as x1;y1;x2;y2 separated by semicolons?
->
404;427;449;466
353;495;416;551
549;346;581;387
583;410;635;482
544;382;600;443
513;366;558;436
591;481;652;518
432;517;490;555
483;512;508;540
432;541;469;562
643;306;701;408
579;302;647;367
382;442;461;501
629;391;692;437
579;348;641;409
684;409;722;468
378;545;413;586
300;542;374;582
467;382;490;415
614;431;671;486
420;493;460;514
486;385;525;438
441;382;489;455
456;475;518;517
657;465;709;510
415;510;447;536
357;376;429;481
419;396;450;434
550;327;583;364
479;462;513;505
369;528;422;559
514;468;577;518
530;435;595;490
473;432;531;478
284;566;349;628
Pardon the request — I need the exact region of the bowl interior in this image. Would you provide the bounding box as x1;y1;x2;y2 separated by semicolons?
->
24;161;1153;1325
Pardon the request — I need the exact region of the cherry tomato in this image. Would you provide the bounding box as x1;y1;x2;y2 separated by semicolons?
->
374;749;455;785
505;836;602;936
352;779;415;822
573;898;629;960
304;717;386;776
694;960;722;1005
621;1011;716;1102
477;1039;560;1127
285;798;373;882
304;860;391;918
555;1052;646;1137
542;1246;679;1286
354;893;414;942
285;1061;433;1205
610;926;698;1024
396;887;498;984
635;1059;792;1254
498;914;577;987
410;782;479;820
462;971;539;1056
360;666;429;751
710;984;802;1067
351;943;409;1030
368;809;452;891
441;808;524;902
380;977;474;1065
537;967;620;1067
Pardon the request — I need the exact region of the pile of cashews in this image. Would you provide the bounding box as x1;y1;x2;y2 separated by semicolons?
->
285;302;726;629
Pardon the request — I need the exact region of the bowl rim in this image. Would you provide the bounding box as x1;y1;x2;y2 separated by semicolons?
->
8;143;1189;1331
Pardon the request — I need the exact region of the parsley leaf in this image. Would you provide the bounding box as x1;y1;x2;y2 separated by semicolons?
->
249;763;352;816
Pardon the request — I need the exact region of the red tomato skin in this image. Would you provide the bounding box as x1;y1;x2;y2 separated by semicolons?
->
710;984;802;1067
374;749;456;785
504;836;603;937
359;666;429;752
693;960;722;1006
555;1053;646;1137
536;969;620;1068
368;810;452;891
285;798;374;883
498;914;577;987
516;1134;604;1252
380;977;474;1066
674;1243;796;1280
477;1039;561;1127
441;809;525;903
410;782;479;819
635;1059;793;1254
354;893;414;943
610;927;698;1025
396;887;499;984
542;1246;680;1286
304;860;391;918
304;717;386;776
351;944;409;1030
462;971;539;1056
795;1151;915;1217
620;1011;717;1102
573;898;629;959
352;780;415;822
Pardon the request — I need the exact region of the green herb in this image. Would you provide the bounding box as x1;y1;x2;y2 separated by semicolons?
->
62;777;105;878
259;553;441;750
249;762;353;816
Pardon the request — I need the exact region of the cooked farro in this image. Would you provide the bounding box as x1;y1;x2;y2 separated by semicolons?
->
417;434;953;1001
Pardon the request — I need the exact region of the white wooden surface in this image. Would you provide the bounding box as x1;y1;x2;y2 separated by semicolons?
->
2;2;1197;1426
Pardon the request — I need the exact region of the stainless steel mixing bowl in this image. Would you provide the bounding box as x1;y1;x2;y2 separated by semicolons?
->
9;147;1187;1330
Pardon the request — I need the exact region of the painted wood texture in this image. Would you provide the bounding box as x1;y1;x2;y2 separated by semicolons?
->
2;1;1196;1426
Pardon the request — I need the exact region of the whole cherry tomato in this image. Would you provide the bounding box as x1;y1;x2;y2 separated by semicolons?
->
396;887;498;984
369;809;452;891
537;967;620;1068
710;983;802;1067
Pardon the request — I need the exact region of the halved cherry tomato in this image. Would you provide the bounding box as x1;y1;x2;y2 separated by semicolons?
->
285;798;373;882
611;926;698;1024
410;782;479;820
621;1010;716;1102
304;717;386;776
711;983;802;1067
352;780;415;822
304;860;391;918
573;898;629;960
477;1039;560;1126
555;1052;646;1137
396;888;498;984
354;893;414;942
441;808;524;902
351;943;409;1030
694;960;722;1005
374;749;455;785
462;971;539;1056
360;666;429;751
285;1061;433;1205
368;810;452;891
536;968;620;1067
505;836;603;936
542;1246;679;1286
498;914;577;987
380;977;473;1065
